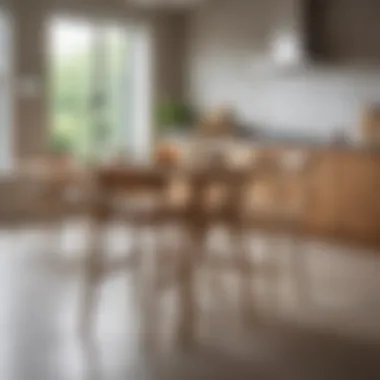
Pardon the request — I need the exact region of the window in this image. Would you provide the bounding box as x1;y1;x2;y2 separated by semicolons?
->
48;17;153;165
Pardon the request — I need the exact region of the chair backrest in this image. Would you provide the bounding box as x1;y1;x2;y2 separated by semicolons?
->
178;167;250;225
242;149;314;218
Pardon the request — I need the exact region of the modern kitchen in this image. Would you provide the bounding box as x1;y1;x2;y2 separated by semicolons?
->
1;1;380;379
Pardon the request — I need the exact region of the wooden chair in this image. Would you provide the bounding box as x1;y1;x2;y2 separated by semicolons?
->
193;167;255;325
241;149;315;306
0;161;92;254
81;166;197;340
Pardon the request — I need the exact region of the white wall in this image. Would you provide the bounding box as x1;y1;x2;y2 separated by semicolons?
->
187;0;380;140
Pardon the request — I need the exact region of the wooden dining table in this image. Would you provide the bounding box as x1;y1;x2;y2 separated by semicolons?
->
17;161;301;341
93;163;252;238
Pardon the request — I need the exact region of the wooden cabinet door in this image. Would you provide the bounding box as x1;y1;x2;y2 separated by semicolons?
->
340;154;380;243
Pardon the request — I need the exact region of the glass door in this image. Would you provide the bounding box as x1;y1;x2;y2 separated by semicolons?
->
48;17;150;165
49;19;93;163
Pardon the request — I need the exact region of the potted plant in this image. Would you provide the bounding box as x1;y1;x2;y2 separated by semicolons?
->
156;101;195;136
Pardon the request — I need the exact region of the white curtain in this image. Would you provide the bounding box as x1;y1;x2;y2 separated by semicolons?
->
129;23;153;164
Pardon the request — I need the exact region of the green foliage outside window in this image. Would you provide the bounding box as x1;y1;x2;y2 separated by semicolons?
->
50;30;129;163
49;129;73;155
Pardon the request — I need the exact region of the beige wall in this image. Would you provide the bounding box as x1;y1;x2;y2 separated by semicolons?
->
155;12;188;104
10;0;186;160
186;0;380;140
12;0;47;159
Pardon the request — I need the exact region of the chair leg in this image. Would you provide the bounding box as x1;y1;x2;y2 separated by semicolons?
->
155;225;177;290
234;228;256;327
176;227;203;349
41;218;62;258
78;219;104;336
128;220;143;260
270;234;283;312
177;259;196;348
140;269;160;352
290;234;310;306
79;256;100;337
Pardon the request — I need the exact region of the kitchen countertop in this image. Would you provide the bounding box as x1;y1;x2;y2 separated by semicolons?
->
158;134;380;153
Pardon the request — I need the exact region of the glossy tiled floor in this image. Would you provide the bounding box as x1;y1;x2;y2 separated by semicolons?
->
0;221;380;380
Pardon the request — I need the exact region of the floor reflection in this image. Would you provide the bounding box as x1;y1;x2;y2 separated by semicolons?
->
0;223;380;379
